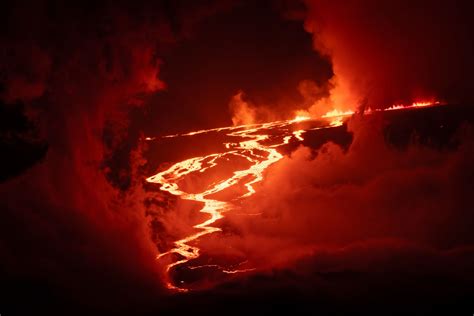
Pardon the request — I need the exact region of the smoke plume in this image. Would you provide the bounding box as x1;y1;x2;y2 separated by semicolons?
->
303;0;474;112
0;0;231;310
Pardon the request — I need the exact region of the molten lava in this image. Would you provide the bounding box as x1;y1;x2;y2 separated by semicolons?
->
146;100;440;291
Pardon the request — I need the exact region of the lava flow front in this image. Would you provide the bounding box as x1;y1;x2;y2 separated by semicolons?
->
146;101;439;291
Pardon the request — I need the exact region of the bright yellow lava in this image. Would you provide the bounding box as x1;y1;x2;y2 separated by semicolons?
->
145;100;440;291
146;118;311;291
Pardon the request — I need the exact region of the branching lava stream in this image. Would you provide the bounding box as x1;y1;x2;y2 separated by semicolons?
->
146;101;439;291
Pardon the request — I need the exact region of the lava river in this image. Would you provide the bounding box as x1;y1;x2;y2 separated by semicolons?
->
145;101;439;291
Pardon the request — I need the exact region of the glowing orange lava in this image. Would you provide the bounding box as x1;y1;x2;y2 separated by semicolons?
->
145;99;441;291
146;118;310;291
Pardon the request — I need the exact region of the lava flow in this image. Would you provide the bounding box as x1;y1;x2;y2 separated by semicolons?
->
146;115;315;291
146;100;440;291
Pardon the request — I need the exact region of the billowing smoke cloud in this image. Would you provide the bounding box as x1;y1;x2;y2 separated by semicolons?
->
229;91;257;125
230;116;474;253
203;114;474;295
0;0;232;311
0;2;169;309
303;0;474;113
228;90;280;125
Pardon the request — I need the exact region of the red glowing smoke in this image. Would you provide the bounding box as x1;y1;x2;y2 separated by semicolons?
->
303;0;474;111
0;1;232;307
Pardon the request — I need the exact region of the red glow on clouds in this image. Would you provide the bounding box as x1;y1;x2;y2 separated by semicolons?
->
303;0;474;112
